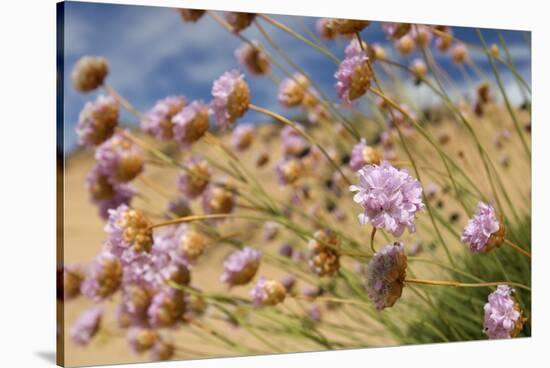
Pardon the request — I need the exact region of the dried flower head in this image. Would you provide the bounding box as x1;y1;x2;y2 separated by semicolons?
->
178;8;205;23
382;23;411;39
225;12;256;32
231;123;255;151
106;204;154;253
221;247;261;286
202;185;236;216
477;82;491;104
335;51;371;103
365;242;407;310
350;138;382;171
235;41;270;75
172;100;209;148
308;229;341;277
86;165;134;219
95;131;144;183
166;197;192;218
141;96;186;141
345;38;369;58
461;202;505;253
148;289;186;328
278;74;310;108
369;43;386;61
435;30;453;53
177;155;211;199
411;25;433;47
72;56;109;92
71;307;103;346
251;277;287;306
281;275;296;292
326;18;370;35
76;95;119;147
483;285;526;339
316;18;337;40
151;339;175;361
350;161;424;236
122;284;152;322
176;227;209;262
128;328;159;354
211;70;250;129
81;250;123;301
63;265;85;300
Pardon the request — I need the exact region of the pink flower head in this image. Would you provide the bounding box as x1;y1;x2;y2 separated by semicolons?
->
211;70;250;129
71;306;103;346
147;288;185;328
105;204;153;254
278;74;309;108
141;96;186;141
235;41;270;75
76;95;119;147
86;165;135;220
483;285;524;339
335;51;371;103
281;124;309;157
221;247;261;286
95;131;144;183
250;277;286;306
461;202;503;253
345;38;368;58
350;161;424;236
172;100;209;148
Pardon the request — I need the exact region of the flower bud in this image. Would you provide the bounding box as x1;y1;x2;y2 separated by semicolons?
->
251;277;287;306
128;328;159;354
307;229;341;277
178;9;205;23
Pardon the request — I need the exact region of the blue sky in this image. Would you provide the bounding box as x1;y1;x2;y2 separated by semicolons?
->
60;1;531;153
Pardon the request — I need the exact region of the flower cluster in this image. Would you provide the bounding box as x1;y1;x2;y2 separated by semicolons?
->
483;285;525;339
461;202;505;253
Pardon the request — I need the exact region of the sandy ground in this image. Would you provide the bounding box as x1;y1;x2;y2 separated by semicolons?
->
60;106;531;366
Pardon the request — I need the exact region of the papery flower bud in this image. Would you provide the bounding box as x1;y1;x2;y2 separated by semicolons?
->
72;56;108;92
365;242;407;310
235;41;270;75
71;307;103;346
369;43;386;61
122;284;152;321
461;202;506;253
81;250;123;301
172;100;209;148
435;30;453;52
202;185;236;216
128;328;159;354
63;265;85;300
231;123;255;151
256;150;270;167
166;197;192;218
410;58;428;83
396;34;416;55
326;18;370;35
307;229;341;277
141;96;186;141
335;51;371;103
211;70;250;129
178;8;205;23
483;285;526;339
490;44;500;58
451;43;469;65
221;247;261;286
251;277;287;306
225;12;256;32
95;131;144;183
177;155;211;199
76;95;119;147
278;74;309;108
281;124;309;157
349;138;382;171
275;158;303;185
106;204;154;253
281;275;296;292
151;339;175;361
